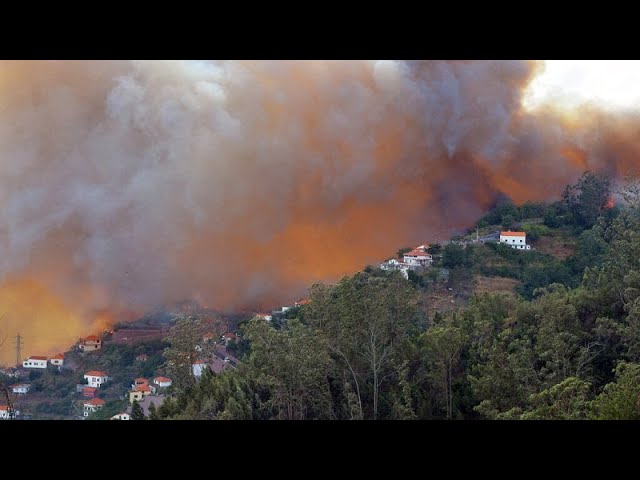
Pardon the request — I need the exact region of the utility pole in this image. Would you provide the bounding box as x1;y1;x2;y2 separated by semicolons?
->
15;333;23;367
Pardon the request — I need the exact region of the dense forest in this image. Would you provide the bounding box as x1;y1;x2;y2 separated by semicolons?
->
153;172;640;420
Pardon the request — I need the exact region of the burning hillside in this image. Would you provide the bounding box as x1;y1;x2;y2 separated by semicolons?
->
1;60;640;364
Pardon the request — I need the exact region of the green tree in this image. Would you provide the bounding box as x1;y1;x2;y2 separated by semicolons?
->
519;377;591;420
562;171;612;229
131;400;145;420
442;244;468;268
590;362;640;420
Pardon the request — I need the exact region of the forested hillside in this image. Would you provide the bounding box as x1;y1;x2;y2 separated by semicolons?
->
154;172;640;420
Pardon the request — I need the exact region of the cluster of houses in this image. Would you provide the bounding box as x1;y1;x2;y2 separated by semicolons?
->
380;244;433;278
22;353;65;369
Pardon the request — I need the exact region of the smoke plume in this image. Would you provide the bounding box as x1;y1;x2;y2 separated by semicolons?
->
0;60;639;363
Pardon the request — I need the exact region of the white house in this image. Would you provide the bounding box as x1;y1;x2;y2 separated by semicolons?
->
50;353;64;367
153;376;173;388
11;384;30;395
84;371;109;388
499;231;531;250
0;405;14;419
192;360;208;378
83;398;105;417
111;412;130;420
255;313;272;322
23;356;48;369
403;245;433;266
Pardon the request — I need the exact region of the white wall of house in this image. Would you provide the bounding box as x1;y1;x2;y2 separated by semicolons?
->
22;358;47;369
192;363;208;378
499;233;530;250
84;374;109;388
12;385;30;394
50;358;64;366
0;408;11;419
83;404;103;417
111;413;130;420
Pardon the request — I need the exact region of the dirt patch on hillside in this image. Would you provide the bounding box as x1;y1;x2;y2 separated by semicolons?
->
473;275;520;296
534;235;576;260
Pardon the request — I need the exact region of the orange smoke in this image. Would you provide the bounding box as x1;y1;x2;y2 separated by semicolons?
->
1;60;640;359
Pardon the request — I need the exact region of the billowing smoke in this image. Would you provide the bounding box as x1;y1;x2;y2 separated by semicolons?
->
0;60;639;363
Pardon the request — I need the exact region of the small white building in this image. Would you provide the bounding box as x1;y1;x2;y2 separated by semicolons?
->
380;258;412;279
499;231;531;250
84;371;109;388
83;398;105;417
11;384;30;395
255;313;273;322
153;376;173;388
50;353;64;367
23;356;48;369
111;412;130;420
192;360;208;378
0;405;14;419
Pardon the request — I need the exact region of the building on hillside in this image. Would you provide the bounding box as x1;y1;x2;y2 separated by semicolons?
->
131;378;149;390
294;299;310;307
84;371;109;388
23;356;48;369
11;384;30;395
0;368;18;378
129;384;152;403
221;332;236;346
499;231;531;250
135;354;148;362
82;386;97;398
153;376;172;388
0;405;17;419
192;360;208;378
379;258;412;279
403;245;433;266
79;335;102;352
255;313;273;322
83;398;105;417
50;353;64;367
111;412;130;420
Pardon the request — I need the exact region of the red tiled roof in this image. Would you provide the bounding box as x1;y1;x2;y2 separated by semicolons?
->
154;376;172;383
85;335;101;342
405;248;430;257
134;378;148;383
28;356;48;361
85;370;108;377
134;385;151;393
0;405;7;411
501;231;526;237
86;398;105;406
82;387;97;392
51;353;65;360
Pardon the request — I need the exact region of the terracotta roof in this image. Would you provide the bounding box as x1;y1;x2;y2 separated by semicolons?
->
85;335;101;342
154;376;172;383
82;387;97;392
85;370;108;377
134;378;148;384
134;385;151;393
0;405;7;411
295;299;310;306
405;248;430;257
86;398;105;406
501;231;526;237
28;356;48;361
51;353;65;360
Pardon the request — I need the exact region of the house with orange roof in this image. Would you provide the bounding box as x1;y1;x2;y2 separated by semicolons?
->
22;356;48;369
294;299;310;307
153;376;172;388
129;384;152;403
79;335;102;352
499;231;531;250
403;245;433;267
255;313;273;322
0;405;16;420
50;353;65;367
84;370;109;388
83;398;105;417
